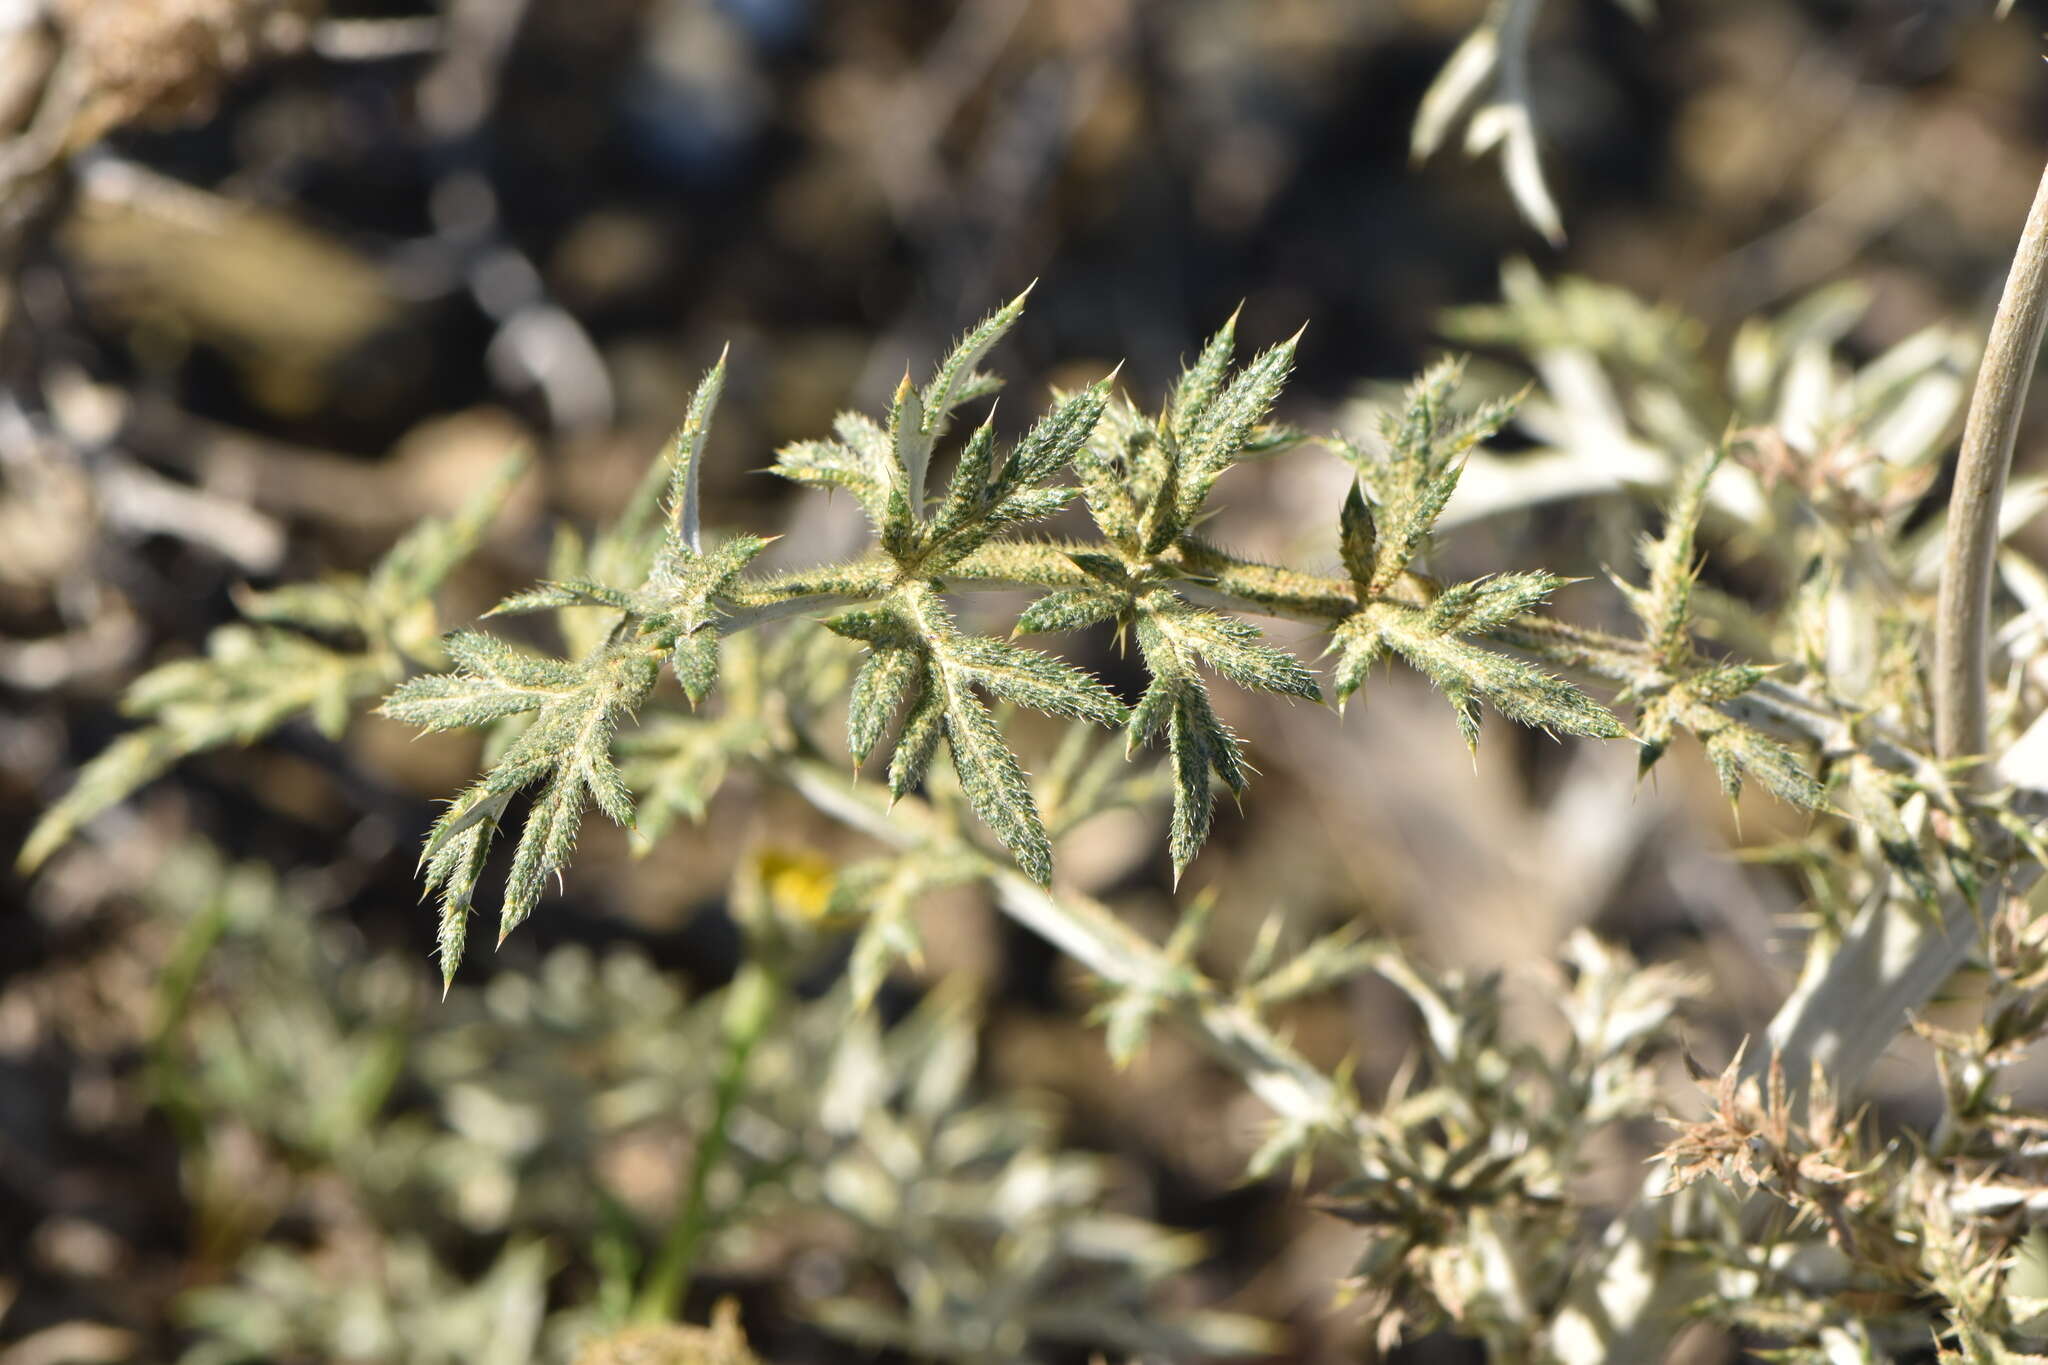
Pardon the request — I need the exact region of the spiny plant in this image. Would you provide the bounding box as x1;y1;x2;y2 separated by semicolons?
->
1327;362;1616;746
19;455;527;874
142;841;1268;1365
429;303;1639;962
15;288;1636;990
42;271;2048;1362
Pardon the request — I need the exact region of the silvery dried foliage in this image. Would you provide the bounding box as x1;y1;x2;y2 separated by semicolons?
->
1318;935;1695;1357
141;843;1257;1364
1411;0;1654;245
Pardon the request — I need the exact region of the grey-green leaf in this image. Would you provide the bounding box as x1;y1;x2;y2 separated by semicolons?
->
667;349;729;555
939;677;1054;884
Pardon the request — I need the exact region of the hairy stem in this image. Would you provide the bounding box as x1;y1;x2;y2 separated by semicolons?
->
730;536;1927;772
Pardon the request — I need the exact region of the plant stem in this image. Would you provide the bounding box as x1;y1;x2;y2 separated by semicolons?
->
632;960;780;1324
1936;158;2048;762
732;537;1930;776
1557;153;2048;1365
148;889;233;1150
782;760;1369;1157
1769;152;2048;1118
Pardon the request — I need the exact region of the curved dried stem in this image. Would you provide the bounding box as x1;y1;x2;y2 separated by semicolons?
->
1936;158;2048;763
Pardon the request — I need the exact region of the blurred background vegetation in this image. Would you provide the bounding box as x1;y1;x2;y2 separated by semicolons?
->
5;0;2048;1361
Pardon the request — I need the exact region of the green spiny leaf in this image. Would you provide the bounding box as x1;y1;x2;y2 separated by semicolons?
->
1006;377;1114;489
1014;587;1124;636
919;287;1028;458
1173;329;1301;529
1327;616;1387;711
1145;592;1320;701
936;673;1053;883
1169;307;1241;442
672;629;719;707
930;419;999;544
888;370;929;523
1334;602;1620;743
887;671;947;800
1339;480;1377;592
502;768;584;940
1355;359;1516;594
485;579;634;618
1072;395;1146;547
921;488;1078;576
1686;661;1766;706
666;349;729;556
387;630;579;725
422;803;501;994
774;436;891;529
1698;705;1825;809
1632;445;1722;666
919;380;1112;573
400;642;660;964
1422;572;1567;636
824;602;920;649
1166;683;1243;883
642;534;768;634
944;634;1125;726
848;647;924;766
1126;602;1257;879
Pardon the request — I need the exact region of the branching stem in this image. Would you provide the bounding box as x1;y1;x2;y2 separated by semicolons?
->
782;760;1372;1159
732;538;1920;769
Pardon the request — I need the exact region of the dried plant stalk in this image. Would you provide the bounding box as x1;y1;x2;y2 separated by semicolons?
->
1936;159;2048;762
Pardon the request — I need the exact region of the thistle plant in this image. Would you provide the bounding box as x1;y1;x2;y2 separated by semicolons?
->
115;289;1641;991
33;226;2048;1357
32;1;2048;1361
18;454;526;875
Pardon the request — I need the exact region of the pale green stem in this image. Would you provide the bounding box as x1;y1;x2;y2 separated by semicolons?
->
782;760;1369;1154
633;961;781;1324
149;892;233;1150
